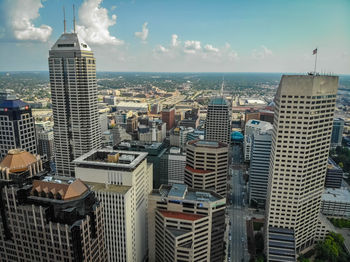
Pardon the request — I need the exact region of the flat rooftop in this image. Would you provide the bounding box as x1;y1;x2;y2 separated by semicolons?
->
188;140;228;148
154;184;223;203
73;149;148;170
86;181;131;195
322;188;350;203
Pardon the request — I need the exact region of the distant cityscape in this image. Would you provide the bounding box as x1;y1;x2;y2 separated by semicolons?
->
1;3;350;262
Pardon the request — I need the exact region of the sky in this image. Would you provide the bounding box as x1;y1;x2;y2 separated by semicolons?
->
0;0;349;73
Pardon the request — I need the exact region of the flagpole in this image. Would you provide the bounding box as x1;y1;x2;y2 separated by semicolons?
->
314;48;318;74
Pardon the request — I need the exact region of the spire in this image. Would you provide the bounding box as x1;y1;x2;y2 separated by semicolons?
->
63;6;66;33
73;4;76;33
221;76;224;97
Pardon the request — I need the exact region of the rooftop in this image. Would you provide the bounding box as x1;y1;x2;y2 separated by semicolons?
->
73;149;148;170
155;184;223;203
31;177;88;201
209;97;229;106
86;181;131;195
322;188;350;203
159;210;205;221
0;99;29;110
0;149;38;173
51;33;91;51
188;139;228;148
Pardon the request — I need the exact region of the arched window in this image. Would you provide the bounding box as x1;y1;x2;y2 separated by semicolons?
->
40;191;46;198
33;190;39;197
56;193;62;200
48;192;54;199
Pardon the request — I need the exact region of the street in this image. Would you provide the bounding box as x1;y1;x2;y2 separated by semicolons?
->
228;144;249;262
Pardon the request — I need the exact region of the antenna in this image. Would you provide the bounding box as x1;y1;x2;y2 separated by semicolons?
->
63;7;66;33
73;4;76;33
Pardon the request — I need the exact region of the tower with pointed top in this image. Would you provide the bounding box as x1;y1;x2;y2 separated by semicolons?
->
205;83;231;144
49;21;101;176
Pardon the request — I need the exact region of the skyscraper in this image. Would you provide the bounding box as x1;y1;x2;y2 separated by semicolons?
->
330;118;344;148
265;75;338;261
205;97;231;144
49;32;101;176
148;183;227;262
0;149;106;262
74;149;153;262
162;107;175;131
0;99;37;160
248;131;272;208
36;121;54;160
184;140;229;197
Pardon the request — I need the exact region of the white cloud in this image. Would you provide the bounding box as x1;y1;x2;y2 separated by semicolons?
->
171;34;179;47
77;0;123;45
204;44;219;53
252;45;273;59
134;22;149;42
6;0;52;42
184;40;201;54
155;45;169;53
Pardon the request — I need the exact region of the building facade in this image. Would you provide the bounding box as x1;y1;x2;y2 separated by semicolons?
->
0;149;106;262
184;140;229;197
321;188;350;218
162;107;175;131
325;157;343;188
148;184;227;262
0;99;37;160
331;118;344;148
167;147;186;185
49;32;101;176
244;119;273;162
265;75;338;261
74;149;153;262
248;131;272;208
36;121;54;160
205;97;231;144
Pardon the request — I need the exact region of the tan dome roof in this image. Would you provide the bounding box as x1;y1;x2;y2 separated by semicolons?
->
0;149;37;173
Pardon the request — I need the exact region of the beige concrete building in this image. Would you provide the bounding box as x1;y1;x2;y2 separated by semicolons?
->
0;149;106;262
74;149;153;262
265;75;338;261
184;140;229;197
49;33;101;176
148;183;227;262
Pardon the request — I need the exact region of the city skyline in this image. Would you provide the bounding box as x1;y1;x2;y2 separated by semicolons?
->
0;0;349;74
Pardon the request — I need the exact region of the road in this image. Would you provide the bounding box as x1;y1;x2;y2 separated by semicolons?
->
228;144;249;262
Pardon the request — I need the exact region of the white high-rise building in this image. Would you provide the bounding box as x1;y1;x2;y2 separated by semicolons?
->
74;149;153;262
244;119;273;162
205;97;231;144
265;75;338;261
49;32;101;176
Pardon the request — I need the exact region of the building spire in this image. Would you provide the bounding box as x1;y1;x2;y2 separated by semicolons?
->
63;6;66;33
221;76;224;97
73;4;76;33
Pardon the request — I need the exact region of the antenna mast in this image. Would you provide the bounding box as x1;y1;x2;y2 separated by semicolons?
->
63;7;66;33
73;4;76;33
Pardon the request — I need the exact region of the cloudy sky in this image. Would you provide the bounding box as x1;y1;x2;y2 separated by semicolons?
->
0;0;349;73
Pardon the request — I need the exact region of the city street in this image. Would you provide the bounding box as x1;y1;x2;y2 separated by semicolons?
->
228;144;250;262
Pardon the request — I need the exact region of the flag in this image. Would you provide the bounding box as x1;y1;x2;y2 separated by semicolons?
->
313;48;317;55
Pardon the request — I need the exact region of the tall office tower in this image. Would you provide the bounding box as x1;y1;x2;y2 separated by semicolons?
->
0;99;37;160
166;147;186;185
184;140;229;197
148;184;227;262
0;149;106;262
331;118;344;148
162;107;175;131
244;120;273;162
74;149;153;262
205;97;231;144
49;32;101;176
36;121;55;160
248;130;272;208
265;75;338;261
325;157;343;189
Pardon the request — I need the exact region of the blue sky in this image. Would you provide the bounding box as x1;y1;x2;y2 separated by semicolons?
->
0;0;349;73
